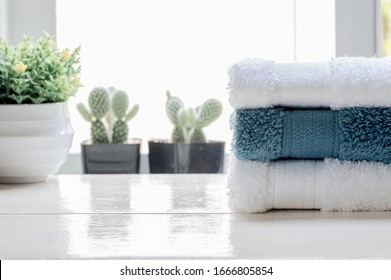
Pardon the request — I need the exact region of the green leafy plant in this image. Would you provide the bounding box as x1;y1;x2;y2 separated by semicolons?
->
77;87;139;144
165;91;222;143
0;33;81;104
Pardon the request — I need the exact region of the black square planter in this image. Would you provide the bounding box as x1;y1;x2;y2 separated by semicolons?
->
148;140;225;173
81;139;141;174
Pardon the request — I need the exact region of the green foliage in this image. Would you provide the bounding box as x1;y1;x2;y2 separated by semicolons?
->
0;33;81;104
77;87;139;144
165;91;222;143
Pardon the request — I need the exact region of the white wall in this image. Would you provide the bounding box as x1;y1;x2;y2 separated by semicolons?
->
0;0;8;40
335;0;380;57
2;0;379;59
1;0;56;44
295;0;336;61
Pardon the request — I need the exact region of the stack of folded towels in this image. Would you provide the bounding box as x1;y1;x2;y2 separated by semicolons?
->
228;57;391;212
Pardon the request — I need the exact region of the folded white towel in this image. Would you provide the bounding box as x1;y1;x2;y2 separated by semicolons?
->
228;57;391;109
228;155;391;212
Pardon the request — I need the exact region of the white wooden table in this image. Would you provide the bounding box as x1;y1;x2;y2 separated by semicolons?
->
1;174;391;259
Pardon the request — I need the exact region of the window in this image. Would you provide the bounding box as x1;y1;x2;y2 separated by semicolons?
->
383;0;391;56
55;0;335;153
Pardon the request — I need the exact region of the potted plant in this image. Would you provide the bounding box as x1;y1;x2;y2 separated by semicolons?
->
0;34;81;183
148;91;225;173
77;87;140;174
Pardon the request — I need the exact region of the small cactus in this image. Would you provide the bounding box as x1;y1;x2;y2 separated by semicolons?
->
91;120;109;143
112;90;129;119
112;120;128;143
111;90;139;143
172;127;185;142
89;87;110;119
165;91;222;143
77;87;139;144
77;87;110;143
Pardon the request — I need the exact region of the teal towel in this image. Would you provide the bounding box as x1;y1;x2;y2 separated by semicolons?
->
232;108;391;163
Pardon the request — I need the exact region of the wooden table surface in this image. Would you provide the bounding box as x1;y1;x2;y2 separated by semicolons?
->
0;174;391;259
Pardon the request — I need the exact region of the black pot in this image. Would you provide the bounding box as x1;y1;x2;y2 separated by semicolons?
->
148;140;225;174
81;139;141;174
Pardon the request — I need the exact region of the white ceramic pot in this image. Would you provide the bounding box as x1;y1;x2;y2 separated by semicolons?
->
0;103;74;183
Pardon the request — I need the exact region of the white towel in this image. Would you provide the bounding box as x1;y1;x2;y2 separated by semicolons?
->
228;155;391;213
228;57;391;109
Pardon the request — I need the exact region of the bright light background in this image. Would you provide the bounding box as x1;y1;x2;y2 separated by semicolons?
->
56;0;335;153
383;0;391;56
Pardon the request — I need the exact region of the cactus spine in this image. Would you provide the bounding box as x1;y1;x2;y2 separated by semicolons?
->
77;87;139;144
165;91;222;143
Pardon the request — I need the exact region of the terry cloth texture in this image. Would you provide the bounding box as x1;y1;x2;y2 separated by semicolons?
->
228;155;391;213
232;108;391;163
228;57;391;109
